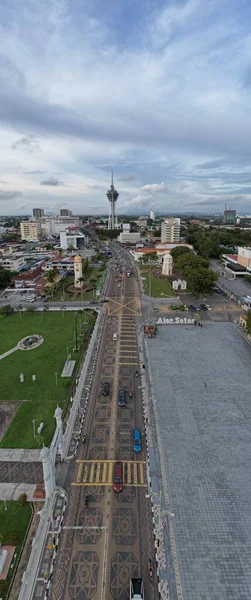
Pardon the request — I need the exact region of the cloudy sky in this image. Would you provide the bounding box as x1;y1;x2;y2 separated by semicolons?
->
1;0;251;216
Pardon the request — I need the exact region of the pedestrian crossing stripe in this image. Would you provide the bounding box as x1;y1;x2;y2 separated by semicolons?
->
73;460;147;487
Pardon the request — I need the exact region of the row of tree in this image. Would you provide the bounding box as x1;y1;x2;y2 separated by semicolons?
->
182;223;251;259
170;246;218;296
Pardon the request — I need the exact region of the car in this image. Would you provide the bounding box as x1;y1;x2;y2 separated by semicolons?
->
113;332;118;341
118;390;126;406
200;304;208;310
153;307;159;313
213;287;223;293
114;461;123;492
205;304;212;310
133;428;142;453
102;382;110;396
194;306;201;311
189;305;197;311
130;578;144;600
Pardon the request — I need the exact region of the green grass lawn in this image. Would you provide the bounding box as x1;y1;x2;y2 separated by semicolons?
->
140;267;174;297
0;311;95;448
0;501;32;600
50;267;105;302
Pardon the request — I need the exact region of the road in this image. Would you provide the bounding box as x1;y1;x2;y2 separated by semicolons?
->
48;247;157;600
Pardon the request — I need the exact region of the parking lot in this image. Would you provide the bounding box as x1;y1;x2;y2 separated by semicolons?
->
148;323;251;600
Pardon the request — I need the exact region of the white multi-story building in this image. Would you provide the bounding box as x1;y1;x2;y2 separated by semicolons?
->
39;216;80;237
0;255;26;272
150;209;155;220
118;232;141;244
60;230;87;250
20;220;42;241
161;218;180;243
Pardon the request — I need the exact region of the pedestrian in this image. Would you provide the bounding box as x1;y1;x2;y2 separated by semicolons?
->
194;321;196;326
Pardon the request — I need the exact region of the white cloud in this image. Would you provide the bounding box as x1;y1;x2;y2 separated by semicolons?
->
141;182;168;193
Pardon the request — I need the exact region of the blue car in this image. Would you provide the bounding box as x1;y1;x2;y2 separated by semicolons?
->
133;428;141;453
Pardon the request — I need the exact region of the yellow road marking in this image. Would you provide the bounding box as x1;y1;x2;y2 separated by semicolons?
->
96;462;101;482
118;361;138;365
72;482;147;487
76;460;146;464
139;463;144;485
77;463;83;483
119;350;138;353
90;463;95;482
127;463;132;484
108;462;113;484
102;462;107;483
83;465;89;483
133;463;138;484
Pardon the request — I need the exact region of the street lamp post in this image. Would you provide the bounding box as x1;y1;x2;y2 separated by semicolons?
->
74;312;78;351
3;499;7;511
32;419;36;438
55;372;58;386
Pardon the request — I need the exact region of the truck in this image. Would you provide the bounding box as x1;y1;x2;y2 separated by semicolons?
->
130;578;144;600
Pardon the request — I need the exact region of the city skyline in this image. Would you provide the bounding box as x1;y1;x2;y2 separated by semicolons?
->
1;0;251;215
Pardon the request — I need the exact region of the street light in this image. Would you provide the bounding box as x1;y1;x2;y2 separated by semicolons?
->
3;499;7;511
55;372;58;386
32;419;36;438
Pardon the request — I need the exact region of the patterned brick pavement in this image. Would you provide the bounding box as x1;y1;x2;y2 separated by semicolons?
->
49;271;157;600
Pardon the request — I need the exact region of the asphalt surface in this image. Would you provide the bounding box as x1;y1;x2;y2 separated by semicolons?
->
147;322;251;600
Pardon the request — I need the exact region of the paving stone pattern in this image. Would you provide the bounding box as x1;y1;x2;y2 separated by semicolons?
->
147;323;251;600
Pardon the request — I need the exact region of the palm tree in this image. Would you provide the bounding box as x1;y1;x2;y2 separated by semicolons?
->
45;269;56;284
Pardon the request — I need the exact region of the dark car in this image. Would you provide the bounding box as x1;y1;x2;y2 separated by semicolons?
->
114;461;123;492
102;382;110;396
200;303;208;310
189;305;197;312
118;390;126;406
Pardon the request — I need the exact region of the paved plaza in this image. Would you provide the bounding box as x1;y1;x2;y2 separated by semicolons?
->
147;323;251;600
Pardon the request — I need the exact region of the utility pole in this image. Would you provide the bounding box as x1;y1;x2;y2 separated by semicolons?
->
74;312;78;351
148;262;152;324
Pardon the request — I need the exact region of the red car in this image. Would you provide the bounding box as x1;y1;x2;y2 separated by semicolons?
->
114;461;123;492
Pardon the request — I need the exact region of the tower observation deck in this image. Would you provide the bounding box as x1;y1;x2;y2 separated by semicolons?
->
107;171;119;229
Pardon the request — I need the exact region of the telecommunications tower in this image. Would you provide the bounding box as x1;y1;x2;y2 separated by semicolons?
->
107;171;119;229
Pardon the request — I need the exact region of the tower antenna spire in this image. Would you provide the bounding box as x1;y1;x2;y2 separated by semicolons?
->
111;169;113;187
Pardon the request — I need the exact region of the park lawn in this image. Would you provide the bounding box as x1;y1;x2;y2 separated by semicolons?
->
140;267;174;297
0;311;95;448
0;501;32;599
0;401;60;448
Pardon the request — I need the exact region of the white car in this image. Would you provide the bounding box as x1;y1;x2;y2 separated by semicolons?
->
113;333;118;341
206;304;212;310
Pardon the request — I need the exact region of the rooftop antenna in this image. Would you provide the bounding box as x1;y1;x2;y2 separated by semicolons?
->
111;169;114;187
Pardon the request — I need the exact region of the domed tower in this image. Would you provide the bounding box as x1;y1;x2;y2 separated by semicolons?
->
74;254;83;288
107;170;119;229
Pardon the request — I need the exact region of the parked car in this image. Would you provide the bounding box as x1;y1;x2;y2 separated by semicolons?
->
118;390;126;406
133;428;142;453
189;305;197;312
102;382;110;396
114;461;123;492
200;304;208;310
113;332;118;341
205;304;212;310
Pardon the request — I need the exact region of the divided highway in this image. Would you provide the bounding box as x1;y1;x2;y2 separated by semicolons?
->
49;249;157;600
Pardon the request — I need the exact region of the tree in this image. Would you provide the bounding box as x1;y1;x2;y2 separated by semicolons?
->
68;244;75;252
0;267;12;290
246;310;251;335
141;252;157;264
45;269;57;283
0;304;14;317
185;267;218;297
26;306;36;313
171;246;191;264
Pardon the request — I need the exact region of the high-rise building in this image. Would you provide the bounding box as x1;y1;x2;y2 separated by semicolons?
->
161;218;180;243
107;171;119;229
60;209;72;217
150;209;155;220
33;208;44;218
20;220;42;241
223;207;236;224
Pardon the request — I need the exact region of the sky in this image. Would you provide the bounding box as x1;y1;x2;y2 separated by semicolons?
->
1;0;251;216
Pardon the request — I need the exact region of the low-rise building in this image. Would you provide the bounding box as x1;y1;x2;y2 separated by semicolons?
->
60;230;87;250
39;216;80;237
0;254;26;272
118;232;141;244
